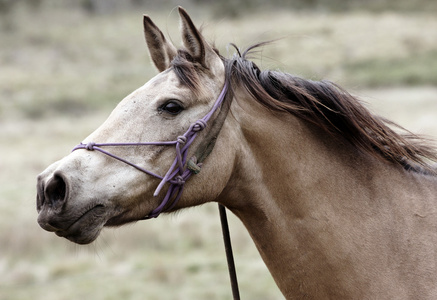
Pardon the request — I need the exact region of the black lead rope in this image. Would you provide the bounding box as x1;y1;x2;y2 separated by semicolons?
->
218;204;241;300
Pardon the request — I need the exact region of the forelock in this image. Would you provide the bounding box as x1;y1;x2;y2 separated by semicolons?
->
171;49;203;95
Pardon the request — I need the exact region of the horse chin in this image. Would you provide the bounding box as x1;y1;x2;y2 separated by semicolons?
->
55;224;102;245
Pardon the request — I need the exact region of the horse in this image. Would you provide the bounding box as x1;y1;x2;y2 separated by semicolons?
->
36;7;437;299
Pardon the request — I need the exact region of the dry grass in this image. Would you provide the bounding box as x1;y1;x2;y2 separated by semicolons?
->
1;4;437;300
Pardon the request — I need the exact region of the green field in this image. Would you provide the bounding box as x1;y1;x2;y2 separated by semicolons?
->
1;3;437;299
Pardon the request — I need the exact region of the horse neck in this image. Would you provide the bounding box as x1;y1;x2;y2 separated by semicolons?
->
219;88;437;298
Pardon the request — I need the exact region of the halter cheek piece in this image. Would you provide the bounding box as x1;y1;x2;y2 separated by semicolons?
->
72;81;229;219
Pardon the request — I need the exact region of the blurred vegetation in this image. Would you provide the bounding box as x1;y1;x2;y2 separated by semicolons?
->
346;51;437;87
2;0;437;16
196;0;437;17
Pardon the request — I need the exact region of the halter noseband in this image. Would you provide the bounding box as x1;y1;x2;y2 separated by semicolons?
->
72;81;229;219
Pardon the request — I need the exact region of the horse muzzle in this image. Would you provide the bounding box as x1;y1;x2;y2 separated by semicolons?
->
36;163;110;244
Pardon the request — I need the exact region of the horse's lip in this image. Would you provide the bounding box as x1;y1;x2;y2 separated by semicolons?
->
39;222;63;233
53;204;107;243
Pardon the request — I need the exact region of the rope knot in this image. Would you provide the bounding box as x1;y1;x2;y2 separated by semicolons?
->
174;175;185;185
85;142;96;151
192;120;207;132
176;136;187;145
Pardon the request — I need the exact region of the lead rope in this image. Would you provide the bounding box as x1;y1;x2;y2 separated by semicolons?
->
219;204;241;300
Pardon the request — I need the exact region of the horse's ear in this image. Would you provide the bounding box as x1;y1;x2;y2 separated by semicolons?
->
178;7;216;69
143;15;177;72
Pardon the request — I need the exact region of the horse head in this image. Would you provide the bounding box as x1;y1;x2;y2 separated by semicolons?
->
36;7;235;244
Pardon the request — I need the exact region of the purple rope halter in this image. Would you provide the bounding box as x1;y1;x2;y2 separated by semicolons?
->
72;81;229;219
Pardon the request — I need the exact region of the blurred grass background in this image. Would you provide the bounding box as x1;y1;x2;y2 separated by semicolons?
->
1;0;436;299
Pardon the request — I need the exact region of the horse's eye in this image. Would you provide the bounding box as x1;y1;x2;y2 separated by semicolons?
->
160;101;184;115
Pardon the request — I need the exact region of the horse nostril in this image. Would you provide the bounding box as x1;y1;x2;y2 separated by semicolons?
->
44;173;67;209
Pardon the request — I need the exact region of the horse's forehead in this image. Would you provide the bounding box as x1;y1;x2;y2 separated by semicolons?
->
143;70;179;90
132;67;221;104
126;70;184;102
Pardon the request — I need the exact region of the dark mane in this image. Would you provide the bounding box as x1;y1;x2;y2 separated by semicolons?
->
173;43;437;174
